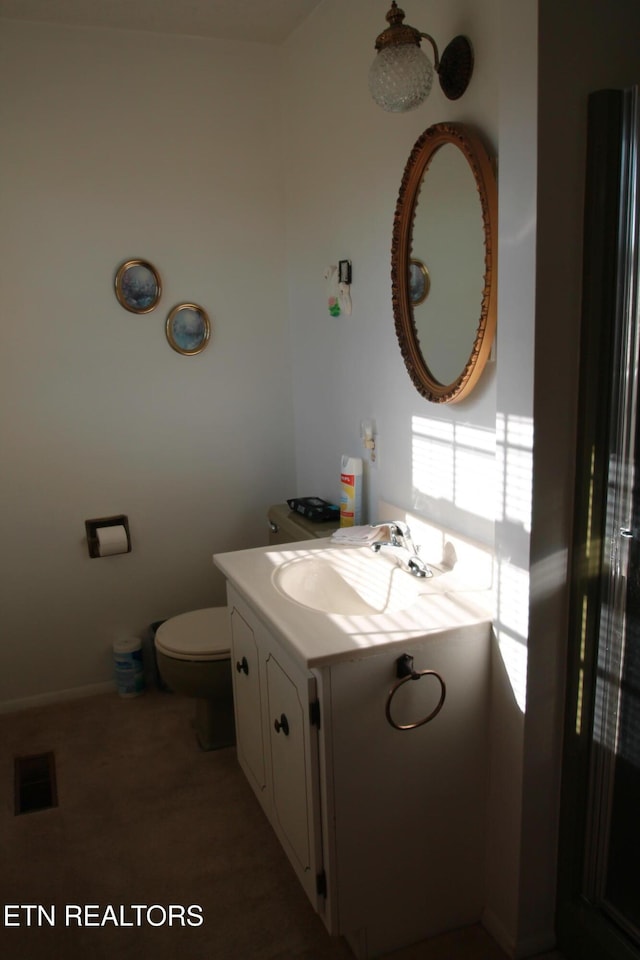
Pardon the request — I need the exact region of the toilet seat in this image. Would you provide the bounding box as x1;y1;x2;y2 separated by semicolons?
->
155;607;230;662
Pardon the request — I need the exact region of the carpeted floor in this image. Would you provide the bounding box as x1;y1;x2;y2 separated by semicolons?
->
0;690;561;960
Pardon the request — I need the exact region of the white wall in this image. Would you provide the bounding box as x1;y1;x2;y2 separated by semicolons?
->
3;1;639;956
281;0;500;541
0;22;295;707
485;0;538;952
0;2;538;954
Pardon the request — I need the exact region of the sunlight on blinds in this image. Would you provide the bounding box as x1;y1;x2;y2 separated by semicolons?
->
411;412;533;712
411;416;495;521
496;412;533;532
496;559;529;712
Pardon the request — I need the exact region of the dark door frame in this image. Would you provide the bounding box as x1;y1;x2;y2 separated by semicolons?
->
558;87;639;960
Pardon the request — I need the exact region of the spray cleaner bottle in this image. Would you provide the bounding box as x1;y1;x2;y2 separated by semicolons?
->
340;455;363;526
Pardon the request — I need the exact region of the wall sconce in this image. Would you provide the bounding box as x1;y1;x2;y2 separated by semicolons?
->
369;2;473;113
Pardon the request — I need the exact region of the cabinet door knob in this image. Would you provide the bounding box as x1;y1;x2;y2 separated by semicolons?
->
236;656;249;675
274;713;290;736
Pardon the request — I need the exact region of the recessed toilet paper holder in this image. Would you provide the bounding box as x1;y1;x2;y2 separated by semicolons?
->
85;514;131;558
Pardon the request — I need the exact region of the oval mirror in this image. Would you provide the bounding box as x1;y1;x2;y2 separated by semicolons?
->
391;122;497;403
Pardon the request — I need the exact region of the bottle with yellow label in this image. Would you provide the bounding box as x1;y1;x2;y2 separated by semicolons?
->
340;455;363;527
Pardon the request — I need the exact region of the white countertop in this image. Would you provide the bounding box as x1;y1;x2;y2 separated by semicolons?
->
213;537;494;668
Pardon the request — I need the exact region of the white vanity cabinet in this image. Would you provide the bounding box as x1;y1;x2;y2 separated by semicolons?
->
224;575;491;960
314;633;489;958
228;584;324;914
229;602;267;800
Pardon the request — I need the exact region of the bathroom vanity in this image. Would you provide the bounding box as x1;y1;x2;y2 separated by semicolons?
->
214;538;492;958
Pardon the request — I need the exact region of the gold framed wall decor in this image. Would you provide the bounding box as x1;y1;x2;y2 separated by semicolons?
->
165;303;211;356
409;259;430;305
114;259;161;314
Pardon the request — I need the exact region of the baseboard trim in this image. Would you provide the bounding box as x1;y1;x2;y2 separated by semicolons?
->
482;908;557;959
482;907;517;957
0;681;116;714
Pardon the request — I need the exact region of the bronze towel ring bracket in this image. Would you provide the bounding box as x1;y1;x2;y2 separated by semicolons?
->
385;653;446;730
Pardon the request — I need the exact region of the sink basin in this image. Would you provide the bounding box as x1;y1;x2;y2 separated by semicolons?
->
272;549;425;616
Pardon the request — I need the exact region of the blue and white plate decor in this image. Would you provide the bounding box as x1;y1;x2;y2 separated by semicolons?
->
409;258;430;306
165;303;211;356
114;259;161;314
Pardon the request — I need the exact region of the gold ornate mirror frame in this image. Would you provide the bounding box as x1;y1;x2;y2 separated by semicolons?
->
391;122;497;403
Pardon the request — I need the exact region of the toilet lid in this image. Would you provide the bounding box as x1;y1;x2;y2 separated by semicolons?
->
154;607;230;662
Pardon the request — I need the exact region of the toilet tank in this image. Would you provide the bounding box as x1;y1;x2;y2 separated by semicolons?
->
267;503;340;545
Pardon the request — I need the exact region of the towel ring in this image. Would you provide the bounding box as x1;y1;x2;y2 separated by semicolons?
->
385;665;446;730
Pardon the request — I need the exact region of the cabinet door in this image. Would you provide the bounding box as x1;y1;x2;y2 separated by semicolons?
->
265;649;322;909
229;605;267;804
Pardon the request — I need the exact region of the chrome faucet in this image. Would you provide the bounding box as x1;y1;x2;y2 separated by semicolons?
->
370;521;432;578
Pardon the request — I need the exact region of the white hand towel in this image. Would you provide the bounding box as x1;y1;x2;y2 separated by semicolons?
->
331;525;389;545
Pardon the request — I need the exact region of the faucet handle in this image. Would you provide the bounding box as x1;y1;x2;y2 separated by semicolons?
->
371;520;404;545
390;520;410;537
384;519;411;544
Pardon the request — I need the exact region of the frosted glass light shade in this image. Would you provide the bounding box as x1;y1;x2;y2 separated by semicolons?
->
368;44;434;113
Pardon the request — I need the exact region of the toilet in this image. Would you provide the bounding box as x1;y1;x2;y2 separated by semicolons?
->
154;607;234;751
154;504;340;750
267;502;340;545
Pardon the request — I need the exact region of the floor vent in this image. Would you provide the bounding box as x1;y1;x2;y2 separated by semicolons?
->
14;752;58;815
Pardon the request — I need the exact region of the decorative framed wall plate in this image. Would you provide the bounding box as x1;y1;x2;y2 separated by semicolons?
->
114;259;161;314
409;259;430;306
165;303;210;356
